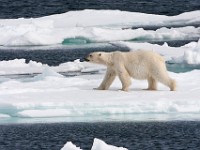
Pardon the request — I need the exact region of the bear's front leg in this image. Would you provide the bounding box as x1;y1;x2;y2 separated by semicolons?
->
95;67;116;90
117;66;131;91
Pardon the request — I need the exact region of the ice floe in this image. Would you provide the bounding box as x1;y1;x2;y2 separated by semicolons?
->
0;41;200;122
0;10;200;46
0;59;104;75
0;64;200;122
61;141;82;150
118;39;200;65
61;138;127;150
169;39;200;64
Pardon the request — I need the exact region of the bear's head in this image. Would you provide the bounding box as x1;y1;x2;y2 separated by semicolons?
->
85;52;112;65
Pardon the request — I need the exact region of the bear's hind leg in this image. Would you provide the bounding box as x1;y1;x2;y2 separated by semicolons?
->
169;79;176;91
147;77;157;90
153;73;176;91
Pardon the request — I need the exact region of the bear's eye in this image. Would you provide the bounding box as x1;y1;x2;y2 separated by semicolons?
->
99;53;101;56
89;54;93;57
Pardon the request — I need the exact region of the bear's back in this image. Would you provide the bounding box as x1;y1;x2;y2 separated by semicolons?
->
122;50;166;79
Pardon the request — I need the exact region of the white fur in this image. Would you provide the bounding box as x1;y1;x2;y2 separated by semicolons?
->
86;50;176;91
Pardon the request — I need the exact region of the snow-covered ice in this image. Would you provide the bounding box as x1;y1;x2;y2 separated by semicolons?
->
118;38;200;64
1;67;200;121
170;39;200;64
0;59;104;75
0;10;200;46
0;42;200;123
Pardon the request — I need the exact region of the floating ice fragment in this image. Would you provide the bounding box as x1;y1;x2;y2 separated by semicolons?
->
61;141;82;150
61;138;128;150
91;138;128;150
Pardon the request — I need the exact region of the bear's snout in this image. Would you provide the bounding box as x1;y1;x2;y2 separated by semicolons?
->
84;57;90;62
84;54;93;62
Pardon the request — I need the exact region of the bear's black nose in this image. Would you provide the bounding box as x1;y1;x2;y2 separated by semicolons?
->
84;58;89;62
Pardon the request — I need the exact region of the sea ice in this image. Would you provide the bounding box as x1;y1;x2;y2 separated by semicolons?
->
0;10;199;46
170;39;200;64
91;138;128;150
0;64;200;121
0;42;200;122
61;141;82;150
0;59;104;75
118;39;200;65
61;138;127;150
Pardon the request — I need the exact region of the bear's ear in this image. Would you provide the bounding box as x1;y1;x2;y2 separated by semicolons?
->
99;53;101;56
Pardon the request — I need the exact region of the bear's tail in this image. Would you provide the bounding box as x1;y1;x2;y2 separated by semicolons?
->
170;79;176;91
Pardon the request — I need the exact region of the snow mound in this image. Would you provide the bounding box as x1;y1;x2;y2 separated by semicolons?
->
33;66;63;81
0;59;43;75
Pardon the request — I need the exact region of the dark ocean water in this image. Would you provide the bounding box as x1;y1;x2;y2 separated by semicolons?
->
0;40;196;66
0;0;200;19
0;44;129;66
1;122;200;150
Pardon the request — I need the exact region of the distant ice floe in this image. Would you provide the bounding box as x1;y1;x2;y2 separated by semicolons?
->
61;138;127;150
0;10;200;46
170;39;200;64
118;39;200;65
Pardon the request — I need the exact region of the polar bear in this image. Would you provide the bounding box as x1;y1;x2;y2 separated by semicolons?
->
85;50;176;91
